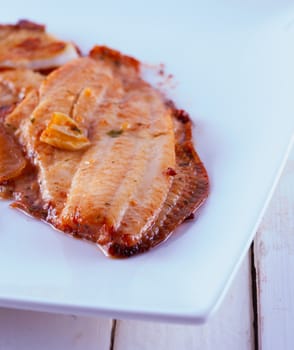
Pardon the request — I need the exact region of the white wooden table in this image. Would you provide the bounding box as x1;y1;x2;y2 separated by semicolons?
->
0;148;293;350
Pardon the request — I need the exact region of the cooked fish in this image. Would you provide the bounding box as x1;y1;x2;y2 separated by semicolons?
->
0;69;43;188
0;68;43;107
1;46;209;257
107;112;209;257
0;123;26;182
0;20;79;70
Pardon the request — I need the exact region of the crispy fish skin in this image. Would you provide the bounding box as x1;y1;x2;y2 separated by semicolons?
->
0;20;79;70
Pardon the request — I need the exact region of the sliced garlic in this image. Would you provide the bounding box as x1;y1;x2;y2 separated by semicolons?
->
40;112;90;151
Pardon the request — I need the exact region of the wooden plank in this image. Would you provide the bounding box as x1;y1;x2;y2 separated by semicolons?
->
254;148;294;350
113;253;253;350
0;308;112;350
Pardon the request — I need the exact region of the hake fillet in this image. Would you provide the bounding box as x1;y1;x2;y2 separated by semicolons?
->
9;52;176;251
0;20;79;70
2;46;209;257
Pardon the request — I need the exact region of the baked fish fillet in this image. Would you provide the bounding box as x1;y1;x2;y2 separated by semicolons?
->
0;20;79;70
6;50;176;251
1;47;209;257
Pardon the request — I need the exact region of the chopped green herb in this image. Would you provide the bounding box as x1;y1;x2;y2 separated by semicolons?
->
107;129;123;138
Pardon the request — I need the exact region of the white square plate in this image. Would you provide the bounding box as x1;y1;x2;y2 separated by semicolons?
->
1;0;294;324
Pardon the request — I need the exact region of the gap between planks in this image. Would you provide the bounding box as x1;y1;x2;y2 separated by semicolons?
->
252;148;294;350
109;319;117;350
251;243;259;350
111;253;254;350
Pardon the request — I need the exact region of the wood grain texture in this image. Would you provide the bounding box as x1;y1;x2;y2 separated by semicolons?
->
0;308;112;350
113;253;253;350
254;147;294;350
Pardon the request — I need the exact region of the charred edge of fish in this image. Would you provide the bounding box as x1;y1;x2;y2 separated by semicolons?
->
164;100;191;124
0;20;45;32
89;46;140;72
